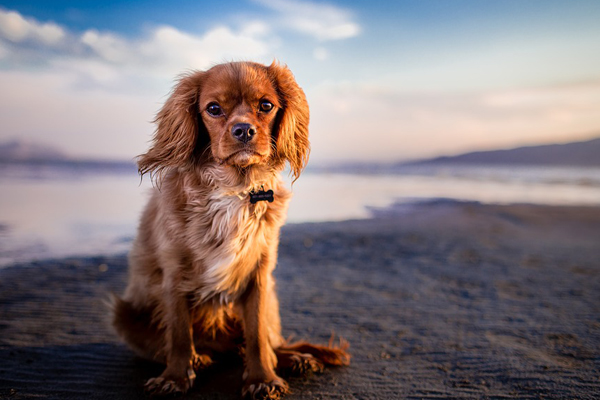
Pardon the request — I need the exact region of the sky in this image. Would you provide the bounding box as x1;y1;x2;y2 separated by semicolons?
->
1;0;600;165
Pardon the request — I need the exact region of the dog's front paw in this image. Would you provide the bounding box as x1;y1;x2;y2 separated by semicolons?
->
144;367;196;397
242;376;288;400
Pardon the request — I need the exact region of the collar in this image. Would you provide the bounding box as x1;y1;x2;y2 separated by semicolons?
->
249;186;274;204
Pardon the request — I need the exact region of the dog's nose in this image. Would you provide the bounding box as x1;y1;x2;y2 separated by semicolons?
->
231;123;256;144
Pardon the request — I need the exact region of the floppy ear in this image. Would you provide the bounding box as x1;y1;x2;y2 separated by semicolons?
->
268;62;310;182
137;71;205;182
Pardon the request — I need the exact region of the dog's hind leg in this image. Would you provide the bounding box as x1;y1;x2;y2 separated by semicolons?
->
111;295;167;363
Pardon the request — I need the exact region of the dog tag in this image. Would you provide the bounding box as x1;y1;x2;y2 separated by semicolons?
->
249;189;274;204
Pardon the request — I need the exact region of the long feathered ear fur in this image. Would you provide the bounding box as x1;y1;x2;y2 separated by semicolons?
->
268;62;310;182
138;71;205;183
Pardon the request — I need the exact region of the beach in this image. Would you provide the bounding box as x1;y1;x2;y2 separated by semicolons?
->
1;200;599;399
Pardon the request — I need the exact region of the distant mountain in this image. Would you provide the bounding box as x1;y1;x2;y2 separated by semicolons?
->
0;139;135;171
0;140;68;162
310;136;600;175
407;136;600;167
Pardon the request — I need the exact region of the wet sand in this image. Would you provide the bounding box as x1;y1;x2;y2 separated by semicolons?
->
1;201;599;399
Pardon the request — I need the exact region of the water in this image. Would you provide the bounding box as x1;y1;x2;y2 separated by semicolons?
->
1;162;599;266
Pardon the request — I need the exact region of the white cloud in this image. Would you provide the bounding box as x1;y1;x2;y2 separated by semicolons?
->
75;24;271;80
0;9;65;45
136;25;270;73
252;0;360;41
81;30;131;64
0;9;272;85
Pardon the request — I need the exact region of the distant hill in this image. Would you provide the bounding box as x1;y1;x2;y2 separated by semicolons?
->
408;136;600;167
310;136;600;175
0;140;135;171
0;140;68;162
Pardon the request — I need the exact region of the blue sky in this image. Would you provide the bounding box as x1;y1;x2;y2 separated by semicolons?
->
1;0;600;164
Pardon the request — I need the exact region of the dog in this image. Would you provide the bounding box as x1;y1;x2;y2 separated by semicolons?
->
112;61;350;399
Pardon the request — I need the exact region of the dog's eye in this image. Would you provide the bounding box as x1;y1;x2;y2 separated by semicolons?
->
259;101;273;113
206;103;223;116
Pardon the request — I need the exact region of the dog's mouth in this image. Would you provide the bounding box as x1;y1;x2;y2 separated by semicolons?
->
222;149;266;167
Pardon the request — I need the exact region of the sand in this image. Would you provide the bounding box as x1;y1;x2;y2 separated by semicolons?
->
1;201;599;399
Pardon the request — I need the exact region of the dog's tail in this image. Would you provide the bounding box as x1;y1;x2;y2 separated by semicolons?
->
279;336;351;367
110;294;165;363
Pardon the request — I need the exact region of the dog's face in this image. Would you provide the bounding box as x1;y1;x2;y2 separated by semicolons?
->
199;64;281;168
138;61;310;182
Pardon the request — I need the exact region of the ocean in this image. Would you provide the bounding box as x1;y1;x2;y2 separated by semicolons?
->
1;162;599;267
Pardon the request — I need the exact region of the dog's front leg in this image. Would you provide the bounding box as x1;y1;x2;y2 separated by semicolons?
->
145;271;197;396
241;250;288;399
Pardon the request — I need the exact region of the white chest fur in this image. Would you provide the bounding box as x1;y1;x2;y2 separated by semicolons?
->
180;180;289;305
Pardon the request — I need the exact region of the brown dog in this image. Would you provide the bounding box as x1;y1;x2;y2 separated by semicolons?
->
112;61;349;399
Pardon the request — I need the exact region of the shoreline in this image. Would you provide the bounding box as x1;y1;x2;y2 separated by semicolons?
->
1;201;599;399
3;198;600;270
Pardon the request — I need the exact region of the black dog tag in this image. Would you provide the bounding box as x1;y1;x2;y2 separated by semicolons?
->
249;189;274;204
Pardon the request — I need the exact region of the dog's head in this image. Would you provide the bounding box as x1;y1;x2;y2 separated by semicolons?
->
138;61;310;182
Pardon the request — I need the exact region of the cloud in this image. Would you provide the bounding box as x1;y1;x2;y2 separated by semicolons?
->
78;24;271;78
307;81;600;164
0;8;65;45
252;0;360;41
0;9;275;159
0;9;272;86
